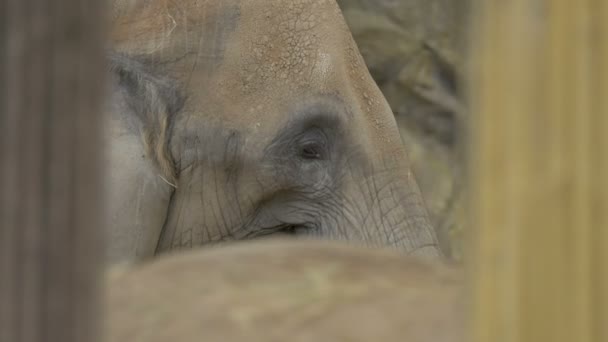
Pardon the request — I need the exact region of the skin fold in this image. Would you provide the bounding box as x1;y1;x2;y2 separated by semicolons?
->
105;239;463;342
104;0;441;264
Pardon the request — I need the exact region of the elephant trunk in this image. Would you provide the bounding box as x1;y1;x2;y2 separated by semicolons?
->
341;166;442;259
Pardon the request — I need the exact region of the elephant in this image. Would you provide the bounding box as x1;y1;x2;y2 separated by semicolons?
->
105;239;463;342
104;0;441;264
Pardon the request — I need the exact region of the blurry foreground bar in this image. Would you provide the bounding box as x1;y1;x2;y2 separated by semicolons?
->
469;1;608;342
0;1;105;341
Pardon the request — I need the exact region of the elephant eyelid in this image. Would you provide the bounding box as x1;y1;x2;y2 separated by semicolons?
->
299;141;324;160
296;128;329;160
265;100;344;160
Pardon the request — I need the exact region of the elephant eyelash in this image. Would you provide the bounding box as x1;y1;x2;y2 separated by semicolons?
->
299;141;324;160
296;128;329;160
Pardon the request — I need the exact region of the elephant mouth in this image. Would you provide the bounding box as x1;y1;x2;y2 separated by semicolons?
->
249;223;311;239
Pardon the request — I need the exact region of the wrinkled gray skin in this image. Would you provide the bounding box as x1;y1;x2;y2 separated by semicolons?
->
104;0;441;264
337;0;469;260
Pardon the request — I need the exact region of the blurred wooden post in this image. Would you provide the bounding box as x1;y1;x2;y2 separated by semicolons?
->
469;1;607;342
0;1;105;341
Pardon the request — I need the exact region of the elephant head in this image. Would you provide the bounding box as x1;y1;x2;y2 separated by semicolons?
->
104;0;441;264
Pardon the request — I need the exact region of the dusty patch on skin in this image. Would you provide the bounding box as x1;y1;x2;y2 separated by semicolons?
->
326;5;406;161
235;0;338;92
345;41;402;151
203;0;347;126
111;0;241;76
243;9;318;89
112;0;402;153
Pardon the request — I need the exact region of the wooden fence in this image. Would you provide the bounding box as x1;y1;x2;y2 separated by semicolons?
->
0;1;105;341
469;1;608;342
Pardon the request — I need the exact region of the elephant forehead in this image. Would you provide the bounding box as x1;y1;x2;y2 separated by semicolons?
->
158;1;347;129
227;0;403;153
195;0;398;141
196;1;353;114
112;0;345;80
111;0;403;155
231;0;345;89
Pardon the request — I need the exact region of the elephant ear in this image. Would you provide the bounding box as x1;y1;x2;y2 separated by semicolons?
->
104;53;184;263
108;53;184;185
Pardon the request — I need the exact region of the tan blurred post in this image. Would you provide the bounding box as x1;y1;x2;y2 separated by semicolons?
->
0;1;105;341
469;1;608;342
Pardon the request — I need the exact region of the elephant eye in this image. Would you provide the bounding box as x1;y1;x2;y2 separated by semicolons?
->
300;142;323;159
297;128;328;160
